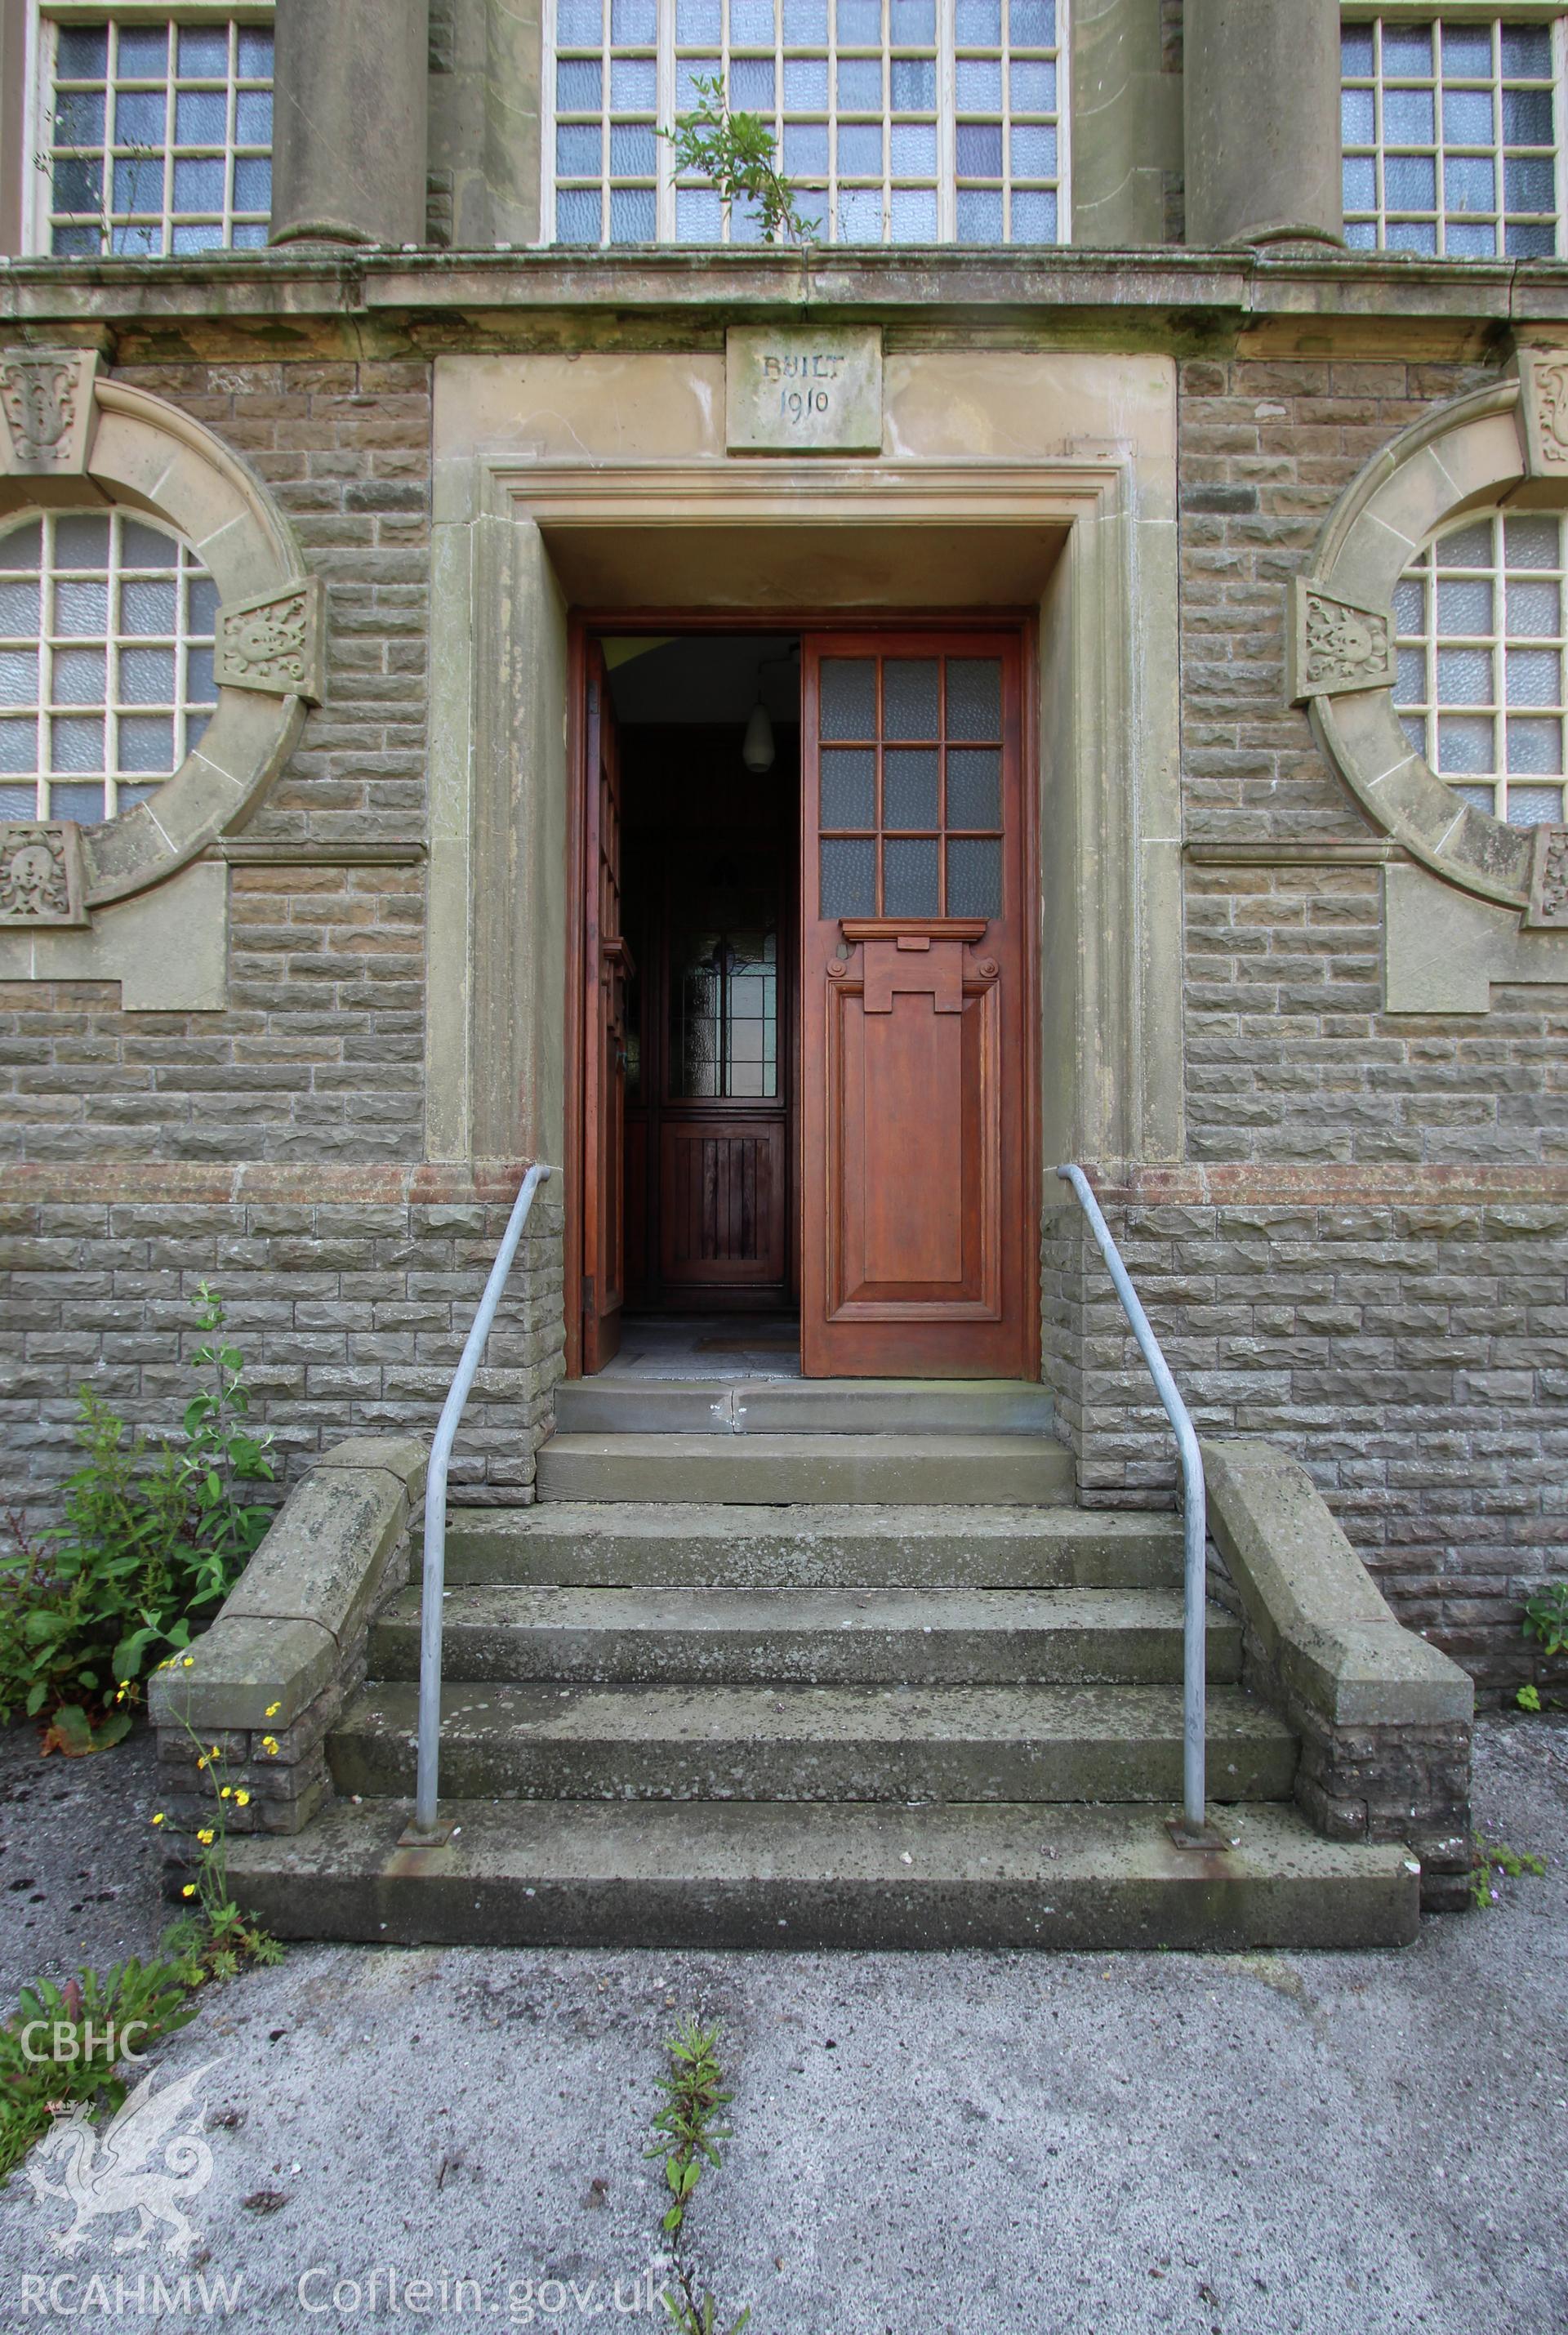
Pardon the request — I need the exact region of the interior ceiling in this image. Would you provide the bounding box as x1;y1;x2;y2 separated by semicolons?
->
541;520;1069;615
605;633;800;726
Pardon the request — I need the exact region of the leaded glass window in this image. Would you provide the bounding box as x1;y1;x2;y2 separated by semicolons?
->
1393;508;1568;827
549;0;1065;246
1341;16;1562;256
40;11;274;256
0;510;218;824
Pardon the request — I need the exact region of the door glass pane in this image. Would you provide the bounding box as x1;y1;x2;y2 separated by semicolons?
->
668;853;779;1098
946;746;1001;828
947;836;1002;917
821;746;875;828
884;836;939;915
821;835;876;917
821;658;876;738
883;746;939;828
946;657;1001;738
883;657;940;739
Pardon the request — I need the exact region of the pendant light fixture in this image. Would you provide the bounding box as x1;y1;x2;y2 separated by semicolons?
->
741;641;798;776
742;693;776;773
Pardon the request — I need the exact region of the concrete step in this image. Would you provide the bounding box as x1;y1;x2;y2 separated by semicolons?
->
327;1680;1294;1804
227;1798;1420;1951
553;1377;1056;1437
442;1504;1181;1589
534;1433;1075;1507
371;1585;1240;1688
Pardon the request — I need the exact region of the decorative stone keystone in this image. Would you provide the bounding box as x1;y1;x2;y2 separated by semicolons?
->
0;350;100;475
212;576;326;702
1287;579;1398;703
1517;349;1568;476
1525;822;1568;928
0;822;89;927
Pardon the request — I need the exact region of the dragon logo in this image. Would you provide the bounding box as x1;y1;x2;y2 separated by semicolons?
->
25;2061;218;2259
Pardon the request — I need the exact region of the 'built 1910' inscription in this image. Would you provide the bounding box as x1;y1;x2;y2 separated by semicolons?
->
726;325;883;454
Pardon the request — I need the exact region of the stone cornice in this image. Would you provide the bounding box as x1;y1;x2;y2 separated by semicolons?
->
0;246;1564;359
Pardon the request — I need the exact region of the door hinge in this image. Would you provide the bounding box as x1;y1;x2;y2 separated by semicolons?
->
582;1276;595;1315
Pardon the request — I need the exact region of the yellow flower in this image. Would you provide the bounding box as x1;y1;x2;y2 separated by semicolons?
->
197;1828;215;1847
181;1655;194;1669
181;1883;196;1899
150;1811;165;1827
265;1703;282;1720
261;1736;279;1757
234;1789;251;1808
220;1786;232;1799
209;1745;220;1758
196;1756;207;1771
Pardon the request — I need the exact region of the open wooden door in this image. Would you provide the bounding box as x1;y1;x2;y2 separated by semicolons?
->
800;632;1035;1379
581;641;630;1371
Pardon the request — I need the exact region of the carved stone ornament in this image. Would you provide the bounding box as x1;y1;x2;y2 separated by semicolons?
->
212;576;325;703
0;350;100;476
0;822;89;927
1288;580;1399;703
1524;822;1568;928
1518;349;1568;477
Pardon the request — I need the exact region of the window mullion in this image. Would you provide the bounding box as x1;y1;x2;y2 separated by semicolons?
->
1554;13;1568;256
657;0;675;243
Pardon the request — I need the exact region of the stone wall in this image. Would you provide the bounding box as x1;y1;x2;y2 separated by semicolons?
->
0;1169;564;1518
0;337;1565;1700
0;359;432;1168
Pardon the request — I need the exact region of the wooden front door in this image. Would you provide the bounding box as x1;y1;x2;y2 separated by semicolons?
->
800;631;1035;1379
581;641;630;1370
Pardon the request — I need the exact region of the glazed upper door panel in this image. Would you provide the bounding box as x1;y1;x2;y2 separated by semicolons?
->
800;633;1034;1379
581;641;629;1371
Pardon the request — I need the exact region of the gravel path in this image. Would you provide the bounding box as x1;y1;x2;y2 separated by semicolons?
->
0;1713;1563;2333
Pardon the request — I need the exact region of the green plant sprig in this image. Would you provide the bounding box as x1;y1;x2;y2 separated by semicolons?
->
659;77;817;247
646;2016;751;2334
1522;1582;1568;1659
1470;1829;1548;1909
0;1283;275;1745
647;2015;734;2237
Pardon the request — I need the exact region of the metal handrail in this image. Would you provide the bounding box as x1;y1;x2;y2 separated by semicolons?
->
1056;1164;1212;1841
408;1161;552;1839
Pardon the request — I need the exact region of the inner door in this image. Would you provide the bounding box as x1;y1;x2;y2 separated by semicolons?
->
621;720;795;1313
581;640;629;1370
801;631;1035;1379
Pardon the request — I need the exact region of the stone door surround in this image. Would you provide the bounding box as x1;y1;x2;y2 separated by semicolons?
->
425;349;1185;1201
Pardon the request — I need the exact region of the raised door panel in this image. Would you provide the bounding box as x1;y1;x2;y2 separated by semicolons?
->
828;934;1000;1313
660;1121;787;1290
801;632;1034;1379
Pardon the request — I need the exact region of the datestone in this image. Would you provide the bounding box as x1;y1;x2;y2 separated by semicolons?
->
726;326;883;455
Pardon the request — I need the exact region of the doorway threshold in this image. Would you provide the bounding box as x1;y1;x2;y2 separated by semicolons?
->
599;1313;802;1383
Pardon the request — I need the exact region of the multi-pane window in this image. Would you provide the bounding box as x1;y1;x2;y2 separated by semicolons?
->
1341;16;1562;256
40;12;274;256
549;0;1064;247
1393;510;1568;827
0;511;218;825
817;651;1004;918
670;865;781;1098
